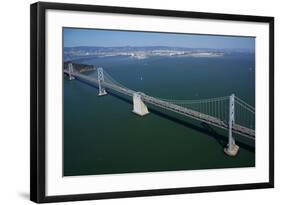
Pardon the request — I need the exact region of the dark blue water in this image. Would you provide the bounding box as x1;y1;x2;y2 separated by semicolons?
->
64;53;255;176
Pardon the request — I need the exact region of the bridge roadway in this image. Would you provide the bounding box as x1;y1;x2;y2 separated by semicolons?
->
65;70;255;139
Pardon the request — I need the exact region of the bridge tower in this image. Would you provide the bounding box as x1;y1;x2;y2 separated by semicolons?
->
97;67;107;96
68;63;75;80
224;94;239;156
132;92;149;116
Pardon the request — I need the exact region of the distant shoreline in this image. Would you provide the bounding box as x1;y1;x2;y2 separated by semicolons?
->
64;46;226;61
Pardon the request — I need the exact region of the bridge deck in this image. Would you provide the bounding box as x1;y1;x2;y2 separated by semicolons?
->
65;70;255;139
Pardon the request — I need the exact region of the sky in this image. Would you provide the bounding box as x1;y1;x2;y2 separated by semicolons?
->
64;28;255;51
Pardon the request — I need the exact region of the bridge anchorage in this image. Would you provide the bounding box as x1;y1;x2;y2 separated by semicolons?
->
64;63;255;157
132;92;149;116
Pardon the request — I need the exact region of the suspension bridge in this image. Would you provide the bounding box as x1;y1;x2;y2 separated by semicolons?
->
64;63;255;156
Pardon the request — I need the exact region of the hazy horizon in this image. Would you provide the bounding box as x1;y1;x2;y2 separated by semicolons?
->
64;28;255;52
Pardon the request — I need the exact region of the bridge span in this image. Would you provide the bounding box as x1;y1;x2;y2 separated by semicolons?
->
64;63;255;156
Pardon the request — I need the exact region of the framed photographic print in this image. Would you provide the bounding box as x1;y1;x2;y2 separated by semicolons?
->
30;2;274;203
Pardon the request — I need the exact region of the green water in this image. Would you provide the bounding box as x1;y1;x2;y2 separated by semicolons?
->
64;53;255;176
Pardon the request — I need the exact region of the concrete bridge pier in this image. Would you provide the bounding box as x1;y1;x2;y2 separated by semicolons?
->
132;92;149;116
224;94;239;156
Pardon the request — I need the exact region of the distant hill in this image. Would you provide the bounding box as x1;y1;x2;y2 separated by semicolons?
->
64;61;96;72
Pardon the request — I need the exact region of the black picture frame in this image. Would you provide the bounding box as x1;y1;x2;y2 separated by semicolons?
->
30;1;274;203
